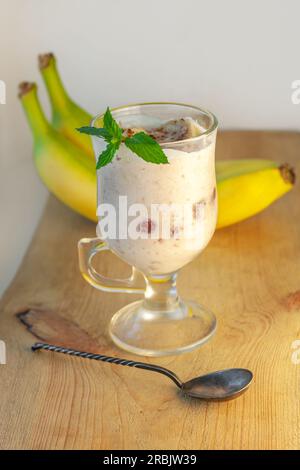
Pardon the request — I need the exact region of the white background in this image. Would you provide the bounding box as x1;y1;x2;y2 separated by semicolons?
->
0;0;299;295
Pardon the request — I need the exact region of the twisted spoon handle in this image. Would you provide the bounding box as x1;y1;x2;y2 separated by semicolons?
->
32;342;182;388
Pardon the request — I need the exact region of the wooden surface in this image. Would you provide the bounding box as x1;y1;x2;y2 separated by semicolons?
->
1;131;300;450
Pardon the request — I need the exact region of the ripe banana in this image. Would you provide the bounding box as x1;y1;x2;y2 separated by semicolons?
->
38;53;94;159
19;82;295;228
19;82;96;221
216;159;295;228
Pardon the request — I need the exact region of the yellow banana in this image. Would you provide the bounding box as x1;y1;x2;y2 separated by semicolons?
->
19;82;97;221
19;82;295;228
216;159;295;228
38;53;94;159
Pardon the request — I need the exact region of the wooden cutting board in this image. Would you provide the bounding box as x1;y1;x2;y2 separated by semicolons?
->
1;131;300;450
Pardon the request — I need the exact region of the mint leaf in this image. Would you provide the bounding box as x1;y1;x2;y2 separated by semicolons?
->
96;142;119;169
77;108;122;145
103;107;122;143
125;132;169;164
77;126;111;142
77;107;169;167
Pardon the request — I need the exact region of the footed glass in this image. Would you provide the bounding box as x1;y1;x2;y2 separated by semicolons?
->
78;103;218;356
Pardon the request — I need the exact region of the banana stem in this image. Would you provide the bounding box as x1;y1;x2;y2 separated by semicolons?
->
19;82;50;138
39;53;71;112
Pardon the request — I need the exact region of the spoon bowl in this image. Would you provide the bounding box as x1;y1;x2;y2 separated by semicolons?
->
182;368;253;400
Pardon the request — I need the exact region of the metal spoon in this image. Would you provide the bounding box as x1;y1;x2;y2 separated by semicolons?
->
32;342;253;400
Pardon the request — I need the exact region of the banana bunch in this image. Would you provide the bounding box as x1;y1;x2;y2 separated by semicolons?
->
19;54;295;228
19;81;96;221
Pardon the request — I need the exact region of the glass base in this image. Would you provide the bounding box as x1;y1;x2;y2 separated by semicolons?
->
109;299;217;357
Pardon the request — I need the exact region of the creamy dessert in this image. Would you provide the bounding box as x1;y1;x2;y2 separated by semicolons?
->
93;114;217;275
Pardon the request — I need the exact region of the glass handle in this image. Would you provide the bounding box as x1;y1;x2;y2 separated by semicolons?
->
78;237;145;294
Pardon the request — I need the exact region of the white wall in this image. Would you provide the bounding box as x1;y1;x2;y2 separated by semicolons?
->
0;0;299;295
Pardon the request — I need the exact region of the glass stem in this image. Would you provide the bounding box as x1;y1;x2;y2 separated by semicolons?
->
143;273;180;313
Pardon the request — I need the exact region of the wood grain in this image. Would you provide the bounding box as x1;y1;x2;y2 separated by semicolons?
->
16;308;116;356
0;131;300;450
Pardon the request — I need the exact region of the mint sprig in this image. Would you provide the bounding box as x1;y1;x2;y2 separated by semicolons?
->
103;107;123;144
124;132;168;164
77;107;169;168
77;126;111;142
97;142;120;168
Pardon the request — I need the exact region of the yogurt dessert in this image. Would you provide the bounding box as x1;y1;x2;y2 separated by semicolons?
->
93;112;217;275
80;103;218;356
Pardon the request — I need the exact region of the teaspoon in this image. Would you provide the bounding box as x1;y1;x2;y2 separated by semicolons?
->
32;342;253;400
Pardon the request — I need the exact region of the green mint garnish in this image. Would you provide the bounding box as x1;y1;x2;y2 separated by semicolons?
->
77;107;169;168
77;126;111;142
95;142;120;169
124;132;168;164
103;107;123;144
